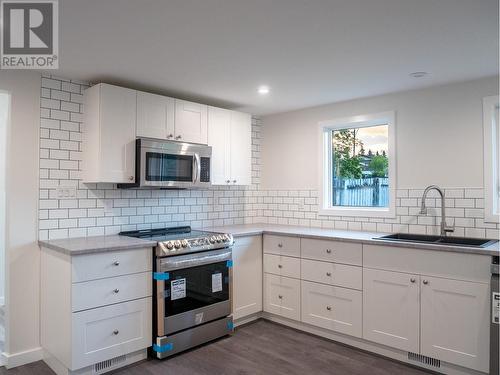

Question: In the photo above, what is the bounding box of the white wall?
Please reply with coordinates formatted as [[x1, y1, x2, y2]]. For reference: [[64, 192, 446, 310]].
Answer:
[[0, 71, 41, 367], [261, 77, 499, 190], [0, 92, 9, 305]]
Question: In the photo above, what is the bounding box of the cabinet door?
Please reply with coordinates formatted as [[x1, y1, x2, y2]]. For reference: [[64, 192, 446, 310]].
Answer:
[[229, 111, 252, 185], [174, 99, 208, 144], [301, 281, 362, 337], [264, 273, 283, 316], [232, 236, 262, 320], [207, 107, 231, 185], [136, 91, 174, 140], [99, 84, 137, 183], [278, 276, 301, 321], [363, 268, 420, 353], [421, 276, 489, 372]]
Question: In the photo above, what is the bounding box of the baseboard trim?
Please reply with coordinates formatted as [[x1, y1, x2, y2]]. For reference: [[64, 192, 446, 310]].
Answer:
[[2, 346, 43, 369]]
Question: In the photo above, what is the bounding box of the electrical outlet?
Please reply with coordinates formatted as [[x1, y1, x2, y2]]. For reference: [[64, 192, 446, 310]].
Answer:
[[56, 187, 76, 199]]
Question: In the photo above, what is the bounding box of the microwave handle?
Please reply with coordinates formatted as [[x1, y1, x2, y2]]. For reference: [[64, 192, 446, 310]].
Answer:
[[193, 153, 201, 183]]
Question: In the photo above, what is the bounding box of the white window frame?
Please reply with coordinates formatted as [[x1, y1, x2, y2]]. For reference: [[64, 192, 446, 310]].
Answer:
[[483, 95, 499, 223], [318, 111, 396, 218]]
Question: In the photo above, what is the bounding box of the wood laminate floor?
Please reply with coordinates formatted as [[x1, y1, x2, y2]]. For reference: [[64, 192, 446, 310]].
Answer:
[[0, 320, 433, 375]]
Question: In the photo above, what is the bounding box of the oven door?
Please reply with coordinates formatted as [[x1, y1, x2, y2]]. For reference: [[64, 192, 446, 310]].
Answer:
[[139, 138, 211, 188], [156, 248, 232, 336]]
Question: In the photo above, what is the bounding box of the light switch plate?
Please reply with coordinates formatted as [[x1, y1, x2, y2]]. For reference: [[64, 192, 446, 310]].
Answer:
[[56, 187, 77, 199]]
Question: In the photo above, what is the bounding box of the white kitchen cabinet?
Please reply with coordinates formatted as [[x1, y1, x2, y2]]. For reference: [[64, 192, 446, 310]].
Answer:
[[83, 83, 137, 184], [263, 235, 301, 257], [136, 91, 175, 140], [363, 268, 420, 353], [264, 254, 301, 279], [232, 236, 262, 321], [175, 99, 208, 144], [301, 281, 362, 337], [264, 273, 300, 321], [420, 276, 489, 373], [208, 106, 251, 185]]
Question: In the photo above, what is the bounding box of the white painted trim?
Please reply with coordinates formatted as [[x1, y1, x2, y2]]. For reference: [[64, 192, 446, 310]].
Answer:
[[483, 95, 500, 223], [2, 346, 43, 369], [318, 111, 396, 218]]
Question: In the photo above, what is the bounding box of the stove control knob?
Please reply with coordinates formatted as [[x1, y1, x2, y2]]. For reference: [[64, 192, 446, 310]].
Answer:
[[174, 240, 181, 249], [166, 242, 174, 250], [209, 236, 216, 244], [223, 234, 231, 242], [181, 240, 188, 248], [216, 235, 223, 243]]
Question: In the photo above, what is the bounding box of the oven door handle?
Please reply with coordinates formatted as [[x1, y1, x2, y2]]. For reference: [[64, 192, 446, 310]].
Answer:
[[159, 248, 232, 272]]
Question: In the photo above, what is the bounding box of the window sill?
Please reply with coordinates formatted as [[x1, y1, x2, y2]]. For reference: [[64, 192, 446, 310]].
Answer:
[[318, 206, 395, 219]]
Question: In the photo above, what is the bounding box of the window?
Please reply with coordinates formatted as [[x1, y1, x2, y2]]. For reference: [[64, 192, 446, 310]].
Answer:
[[319, 112, 396, 217], [483, 95, 499, 223]]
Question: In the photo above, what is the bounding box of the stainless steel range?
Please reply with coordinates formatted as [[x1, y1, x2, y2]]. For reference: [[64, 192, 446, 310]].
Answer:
[[120, 226, 234, 358]]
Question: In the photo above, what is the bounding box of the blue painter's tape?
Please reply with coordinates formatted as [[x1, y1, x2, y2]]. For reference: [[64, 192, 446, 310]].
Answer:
[[226, 260, 233, 268], [153, 272, 170, 281], [153, 343, 173, 353], [227, 321, 234, 330]]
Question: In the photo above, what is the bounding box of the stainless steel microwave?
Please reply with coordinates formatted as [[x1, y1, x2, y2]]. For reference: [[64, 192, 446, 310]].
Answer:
[[118, 138, 212, 189]]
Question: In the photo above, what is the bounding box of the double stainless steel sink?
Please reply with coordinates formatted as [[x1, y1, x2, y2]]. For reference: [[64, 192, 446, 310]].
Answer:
[[377, 233, 498, 248]]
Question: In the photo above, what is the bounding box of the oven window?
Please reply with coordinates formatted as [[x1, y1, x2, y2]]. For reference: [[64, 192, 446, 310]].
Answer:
[[164, 261, 229, 316], [146, 152, 193, 182]]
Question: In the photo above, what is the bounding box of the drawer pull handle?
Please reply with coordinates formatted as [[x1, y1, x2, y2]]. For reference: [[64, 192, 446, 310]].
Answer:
[[113, 330, 119, 335], [113, 261, 120, 266], [113, 288, 120, 294], [326, 272, 332, 277], [278, 243, 283, 248], [410, 278, 416, 283], [326, 249, 332, 254], [278, 264, 282, 269], [278, 295, 283, 299], [423, 280, 429, 285], [326, 306, 332, 311]]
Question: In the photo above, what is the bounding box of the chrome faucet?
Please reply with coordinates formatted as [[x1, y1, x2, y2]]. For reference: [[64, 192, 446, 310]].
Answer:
[[420, 185, 454, 237]]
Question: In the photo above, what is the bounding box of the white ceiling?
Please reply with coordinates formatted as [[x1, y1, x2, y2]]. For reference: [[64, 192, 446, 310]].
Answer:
[[55, 0, 498, 115]]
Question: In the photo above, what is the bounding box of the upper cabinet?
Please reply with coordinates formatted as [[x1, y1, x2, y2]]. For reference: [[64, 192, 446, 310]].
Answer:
[[174, 99, 208, 144], [208, 107, 251, 185], [136, 91, 175, 140], [82, 84, 137, 184]]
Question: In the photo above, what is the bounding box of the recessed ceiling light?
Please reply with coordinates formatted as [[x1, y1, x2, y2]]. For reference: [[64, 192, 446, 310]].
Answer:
[[409, 71, 429, 78], [258, 85, 270, 95]]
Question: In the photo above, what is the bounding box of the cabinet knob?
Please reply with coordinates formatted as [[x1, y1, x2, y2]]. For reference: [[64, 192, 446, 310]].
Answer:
[[326, 272, 332, 277], [326, 249, 332, 254], [410, 278, 416, 283], [175, 135, 182, 140], [278, 295, 283, 299], [278, 243, 283, 248], [113, 288, 120, 294], [326, 306, 332, 311], [422, 280, 429, 285], [113, 261, 120, 266], [278, 264, 282, 269], [129, 176, 134, 181], [113, 330, 119, 335]]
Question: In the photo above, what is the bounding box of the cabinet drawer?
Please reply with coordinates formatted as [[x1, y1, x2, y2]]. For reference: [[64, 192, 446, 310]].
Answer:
[[72, 248, 152, 282], [301, 238, 361, 266], [72, 272, 152, 312], [263, 235, 300, 257], [263, 273, 301, 321], [301, 280, 362, 338], [71, 298, 152, 370], [264, 254, 300, 279], [301, 259, 362, 290]]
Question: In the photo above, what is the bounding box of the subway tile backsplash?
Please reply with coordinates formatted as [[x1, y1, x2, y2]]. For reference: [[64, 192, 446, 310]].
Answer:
[[38, 76, 499, 240]]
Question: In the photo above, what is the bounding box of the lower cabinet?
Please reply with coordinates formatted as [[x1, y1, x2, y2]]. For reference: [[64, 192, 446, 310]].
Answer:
[[301, 281, 362, 337], [232, 236, 263, 320], [420, 276, 489, 373], [264, 273, 301, 321], [363, 268, 420, 353]]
